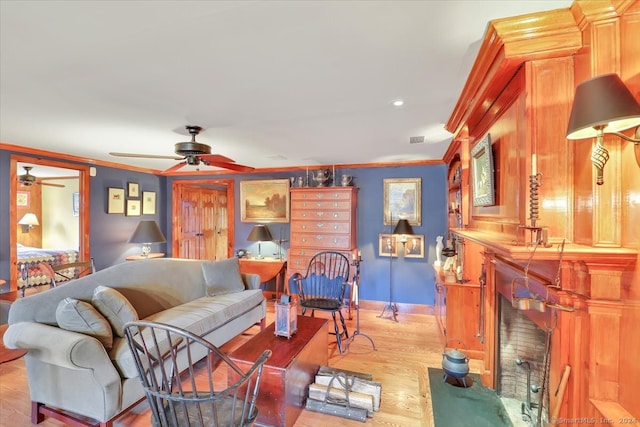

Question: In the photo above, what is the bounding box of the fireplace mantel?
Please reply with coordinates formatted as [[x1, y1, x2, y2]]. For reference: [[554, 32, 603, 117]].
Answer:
[[453, 228, 637, 300]]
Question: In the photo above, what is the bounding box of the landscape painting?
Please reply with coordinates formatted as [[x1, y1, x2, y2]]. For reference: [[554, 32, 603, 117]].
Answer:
[[240, 179, 290, 223]]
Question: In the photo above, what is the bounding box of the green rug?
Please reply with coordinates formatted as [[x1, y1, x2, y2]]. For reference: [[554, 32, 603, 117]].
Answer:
[[429, 367, 513, 427]]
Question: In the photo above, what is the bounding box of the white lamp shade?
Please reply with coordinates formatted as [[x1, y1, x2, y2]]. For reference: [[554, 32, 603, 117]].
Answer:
[[18, 213, 39, 226]]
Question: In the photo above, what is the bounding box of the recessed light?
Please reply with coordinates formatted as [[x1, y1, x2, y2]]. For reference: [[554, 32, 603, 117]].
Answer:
[[392, 99, 404, 107]]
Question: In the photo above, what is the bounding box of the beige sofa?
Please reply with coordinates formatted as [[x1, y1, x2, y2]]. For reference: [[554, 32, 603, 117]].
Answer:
[[3, 257, 266, 427]]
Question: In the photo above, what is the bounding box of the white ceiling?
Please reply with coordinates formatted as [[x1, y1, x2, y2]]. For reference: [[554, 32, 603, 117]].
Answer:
[[1, 0, 573, 173]]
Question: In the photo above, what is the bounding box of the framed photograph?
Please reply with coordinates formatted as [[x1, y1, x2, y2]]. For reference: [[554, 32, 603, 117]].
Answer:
[[142, 191, 156, 215], [17, 191, 30, 207], [126, 199, 141, 216], [107, 187, 125, 214], [383, 178, 421, 226], [72, 192, 80, 216], [240, 179, 290, 223], [404, 234, 425, 258], [471, 133, 495, 206], [378, 234, 398, 257], [128, 182, 140, 198]]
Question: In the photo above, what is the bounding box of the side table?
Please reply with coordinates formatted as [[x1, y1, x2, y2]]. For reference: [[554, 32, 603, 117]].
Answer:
[[125, 253, 165, 261], [1, 323, 27, 363], [238, 258, 287, 300]]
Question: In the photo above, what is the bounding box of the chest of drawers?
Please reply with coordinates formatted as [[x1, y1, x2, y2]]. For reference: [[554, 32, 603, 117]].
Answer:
[[287, 187, 358, 278]]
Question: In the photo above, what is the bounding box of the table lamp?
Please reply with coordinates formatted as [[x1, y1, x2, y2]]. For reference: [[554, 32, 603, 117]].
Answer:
[[247, 224, 273, 259], [129, 220, 166, 257]]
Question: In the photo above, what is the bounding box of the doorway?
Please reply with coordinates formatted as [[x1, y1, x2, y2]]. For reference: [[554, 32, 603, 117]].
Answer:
[[172, 179, 235, 261], [9, 155, 90, 292]]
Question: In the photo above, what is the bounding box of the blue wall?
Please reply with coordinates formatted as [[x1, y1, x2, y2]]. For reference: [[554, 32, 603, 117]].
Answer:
[[2, 147, 446, 305], [170, 164, 447, 305]]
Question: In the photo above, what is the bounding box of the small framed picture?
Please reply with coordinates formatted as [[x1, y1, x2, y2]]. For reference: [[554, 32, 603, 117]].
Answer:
[[72, 192, 80, 217], [126, 199, 141, 216], [17, 191, 30, 207], [404, 235, 425, 258], [378, 234, 398, 257], [142, 191, 156, 215], [128, 182, 140, 198], [107, 188, 125, 214]]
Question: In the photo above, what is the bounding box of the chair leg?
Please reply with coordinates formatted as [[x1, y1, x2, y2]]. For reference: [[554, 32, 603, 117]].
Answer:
[[330, 312, 343, 353]]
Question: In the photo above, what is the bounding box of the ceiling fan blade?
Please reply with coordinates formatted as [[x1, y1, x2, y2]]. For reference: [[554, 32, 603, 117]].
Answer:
[[110, 152, 184, 160], [40, 182, 66, 188], [199, 153, 235, 163], [203, 160, 255, 172], [163, 161, 188, 173]]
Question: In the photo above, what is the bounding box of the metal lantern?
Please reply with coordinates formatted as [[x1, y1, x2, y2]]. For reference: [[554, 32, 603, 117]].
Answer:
[[275, 297, 297, 338]]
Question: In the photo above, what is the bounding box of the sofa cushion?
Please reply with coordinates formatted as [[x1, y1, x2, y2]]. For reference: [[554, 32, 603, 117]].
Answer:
[[202, 258, 245, 296], [56, 298, 114, 350], [92, 286, 139, 337], [110, 289, 264, 378]]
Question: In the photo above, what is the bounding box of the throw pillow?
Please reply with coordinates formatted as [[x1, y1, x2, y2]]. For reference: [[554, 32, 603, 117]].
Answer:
[[56, 298, 113, 350], [202, 258, 245, 296], [92, 286, 139, 337]]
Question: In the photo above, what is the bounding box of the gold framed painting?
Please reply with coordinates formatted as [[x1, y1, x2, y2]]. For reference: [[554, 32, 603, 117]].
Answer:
[[240, 179, 290, 223], [383, 178, 421, 226], [107, 188, 125, 214]]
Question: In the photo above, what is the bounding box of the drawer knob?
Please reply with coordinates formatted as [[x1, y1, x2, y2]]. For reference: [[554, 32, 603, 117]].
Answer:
[[301, 225, 307, 229], [316, 212, 324, 217], [333, 225, 339, 230], [316, 223, 324, 228], [315, 235, 324, 240], [333, 213, 339, 218]]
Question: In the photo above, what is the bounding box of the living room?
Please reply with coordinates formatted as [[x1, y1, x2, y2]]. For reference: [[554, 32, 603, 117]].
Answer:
[[2, 1, 640, 426]]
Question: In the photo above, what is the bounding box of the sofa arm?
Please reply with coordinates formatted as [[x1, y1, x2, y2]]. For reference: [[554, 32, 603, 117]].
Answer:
[[242, 273, 261, 290], [4, 322, 121, 382], [4, 322, 126, 422]]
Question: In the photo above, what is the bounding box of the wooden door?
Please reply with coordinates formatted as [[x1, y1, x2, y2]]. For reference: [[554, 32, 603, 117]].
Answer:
[[211, 190, 228, 261], [178, 186, 203, 259], [177, 186, 227, 260]]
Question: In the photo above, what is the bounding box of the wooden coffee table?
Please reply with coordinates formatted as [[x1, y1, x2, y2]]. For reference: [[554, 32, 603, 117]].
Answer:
[[229, 315, 328, 427]]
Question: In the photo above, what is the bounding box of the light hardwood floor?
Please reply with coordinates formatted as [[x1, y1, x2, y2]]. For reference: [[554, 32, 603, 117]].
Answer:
[[0, 303, 483, 427]]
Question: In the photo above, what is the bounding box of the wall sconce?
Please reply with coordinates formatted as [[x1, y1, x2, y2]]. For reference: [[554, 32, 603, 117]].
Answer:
[[566, 73, 640, 185], [18, 213, 39, 233], [247, 224, 273, 259], [128, 220, 167, 257]]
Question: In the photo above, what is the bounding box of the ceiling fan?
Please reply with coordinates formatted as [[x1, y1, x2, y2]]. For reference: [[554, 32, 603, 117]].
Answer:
[[18, 166, 66, 188], [109, 125, 255, 173]]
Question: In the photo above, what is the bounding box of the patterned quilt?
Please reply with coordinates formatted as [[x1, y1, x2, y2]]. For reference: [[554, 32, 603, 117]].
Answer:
[[17, 246, 79, 289]]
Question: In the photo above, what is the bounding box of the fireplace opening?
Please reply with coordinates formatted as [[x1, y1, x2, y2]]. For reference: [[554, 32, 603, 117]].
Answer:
[[498, 295, 550, 426]]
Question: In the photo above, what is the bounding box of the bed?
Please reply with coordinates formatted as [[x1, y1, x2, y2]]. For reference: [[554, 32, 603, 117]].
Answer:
[[17, 245, 80, 291]]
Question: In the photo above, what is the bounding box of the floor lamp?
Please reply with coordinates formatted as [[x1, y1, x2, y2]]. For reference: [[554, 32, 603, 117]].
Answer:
[[378, 219, 414, 322]]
